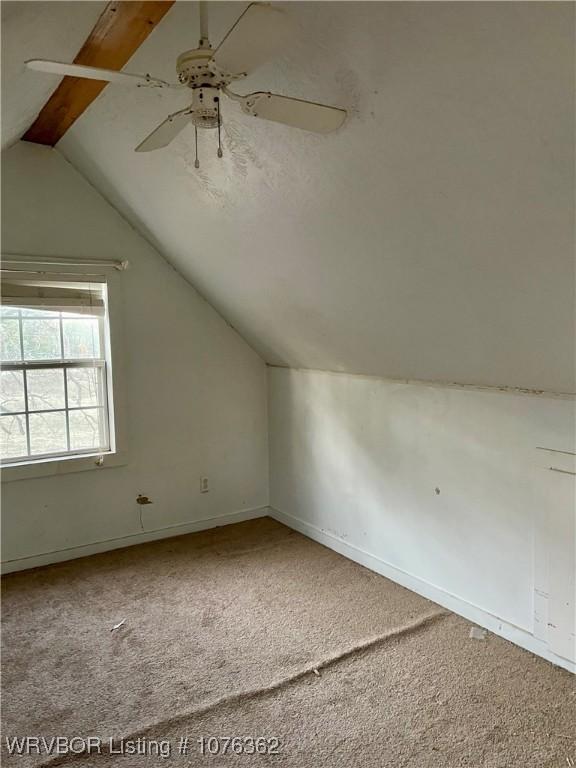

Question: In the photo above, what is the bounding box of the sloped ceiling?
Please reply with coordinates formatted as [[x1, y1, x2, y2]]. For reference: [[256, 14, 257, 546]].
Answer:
[[1, 0, 106, 148], [3, 2, 575, 392]]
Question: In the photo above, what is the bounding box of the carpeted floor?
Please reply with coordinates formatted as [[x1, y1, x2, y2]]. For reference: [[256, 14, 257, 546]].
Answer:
[[2, 517, 575, 767]]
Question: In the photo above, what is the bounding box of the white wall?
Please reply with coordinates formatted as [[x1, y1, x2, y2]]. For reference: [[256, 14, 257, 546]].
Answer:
[[269, 367, 576, 671], [1, 142, 268, 569]]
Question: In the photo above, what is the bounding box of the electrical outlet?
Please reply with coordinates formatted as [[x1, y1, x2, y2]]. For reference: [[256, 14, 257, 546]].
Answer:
[[200, 476, 209, 494]]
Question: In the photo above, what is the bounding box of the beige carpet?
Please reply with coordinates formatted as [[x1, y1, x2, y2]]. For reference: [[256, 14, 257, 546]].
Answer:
[[1, 517, 574, 767]]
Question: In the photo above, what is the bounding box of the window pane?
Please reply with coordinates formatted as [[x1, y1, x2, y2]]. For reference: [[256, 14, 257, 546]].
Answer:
[[1, 371, 26, 413], [29, 411, 67, 455], [0, 307, 19, 318], [26, 369, 66, 411], [21, 307, 58, 318], [0, 414, 28, 459], [22, 319, 61, 360], [69, 408, 104, 451], [63, 318, 100, 359], [67, 367, 101, 408], [1, 318, 21, 362]]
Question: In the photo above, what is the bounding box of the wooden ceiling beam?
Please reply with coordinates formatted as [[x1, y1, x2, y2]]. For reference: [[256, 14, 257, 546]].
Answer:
[[23, 1, 175, 146]]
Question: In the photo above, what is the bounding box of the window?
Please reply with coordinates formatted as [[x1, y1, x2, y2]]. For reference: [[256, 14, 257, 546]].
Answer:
[[0, 276, 114, 466]]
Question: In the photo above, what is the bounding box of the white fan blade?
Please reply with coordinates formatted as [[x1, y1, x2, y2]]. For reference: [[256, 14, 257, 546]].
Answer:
[[135, 108, 193, 152], [25, 59, 172, 88], [238, 92, 346, 133], [210, 3, 293, 78]]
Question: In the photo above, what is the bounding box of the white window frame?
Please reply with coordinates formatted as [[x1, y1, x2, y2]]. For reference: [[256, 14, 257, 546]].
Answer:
[[1, 259, 128, 482]]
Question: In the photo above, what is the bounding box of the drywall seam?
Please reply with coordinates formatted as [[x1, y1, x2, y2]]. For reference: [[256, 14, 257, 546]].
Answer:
[[267, 364, 576, 399], [54, 147, 264, 360], [268, 506, 575, 674], [0, 506, 268, 574]]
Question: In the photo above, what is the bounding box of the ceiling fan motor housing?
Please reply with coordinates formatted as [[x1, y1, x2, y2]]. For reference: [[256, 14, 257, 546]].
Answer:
[[176, 48, 228, 129], [177, 48, 222, 87]]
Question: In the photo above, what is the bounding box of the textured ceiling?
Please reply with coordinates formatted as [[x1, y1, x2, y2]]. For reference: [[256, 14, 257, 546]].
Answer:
[[3, 2, 575, 392], [1, 1, 106, 148]]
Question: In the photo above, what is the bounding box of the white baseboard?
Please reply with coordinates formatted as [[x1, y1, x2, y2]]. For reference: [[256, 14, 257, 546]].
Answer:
[[269, 506, 575, 675], [1, 506, 268, 575]]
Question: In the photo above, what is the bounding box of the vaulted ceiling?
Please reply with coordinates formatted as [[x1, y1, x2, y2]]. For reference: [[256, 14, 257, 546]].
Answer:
[[1, 1, 106, 147], [2, 1, 574, 392]]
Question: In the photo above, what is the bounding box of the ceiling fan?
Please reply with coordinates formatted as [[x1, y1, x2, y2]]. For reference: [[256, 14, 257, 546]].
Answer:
[[26, 1, 347, 166]]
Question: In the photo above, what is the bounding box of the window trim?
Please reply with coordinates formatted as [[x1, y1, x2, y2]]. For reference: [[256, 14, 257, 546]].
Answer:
[[1, 260, 128, 482]]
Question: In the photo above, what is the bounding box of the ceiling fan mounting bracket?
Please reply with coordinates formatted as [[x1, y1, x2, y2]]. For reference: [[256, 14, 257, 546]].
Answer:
[[239, 92, 270, 118], [208, 59, 248, 83], [136, 73, 169, 89]]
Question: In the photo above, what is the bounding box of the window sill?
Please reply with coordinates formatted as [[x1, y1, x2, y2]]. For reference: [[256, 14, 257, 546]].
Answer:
[[1, 450, 128, 483]]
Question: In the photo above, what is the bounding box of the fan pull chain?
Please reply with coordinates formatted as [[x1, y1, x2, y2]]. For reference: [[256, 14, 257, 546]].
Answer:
[[194, 126, 200, 169], [217, 98, 223, 158]]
